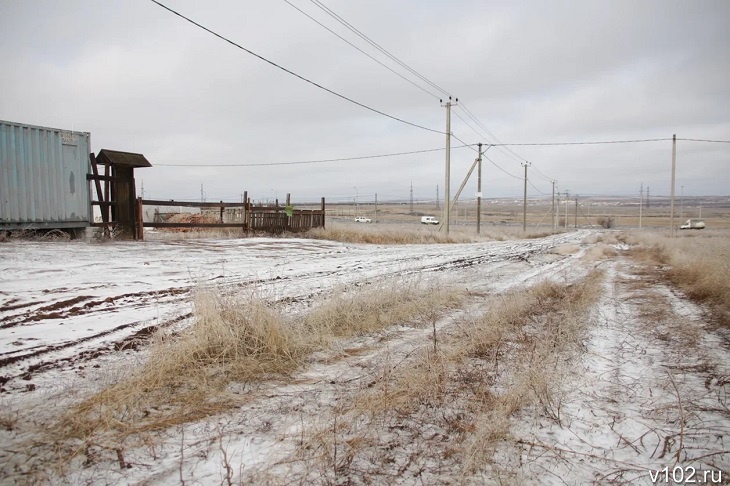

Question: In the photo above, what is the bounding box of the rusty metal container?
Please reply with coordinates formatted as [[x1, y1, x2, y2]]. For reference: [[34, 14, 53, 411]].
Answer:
[[0, 120, 91, 230]]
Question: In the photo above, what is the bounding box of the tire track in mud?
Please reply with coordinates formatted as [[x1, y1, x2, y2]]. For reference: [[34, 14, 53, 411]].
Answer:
[[0, 233, 586, 390]]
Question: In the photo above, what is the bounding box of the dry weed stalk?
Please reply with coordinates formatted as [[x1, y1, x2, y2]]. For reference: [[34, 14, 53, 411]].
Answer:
[[291, 270, 604, 482]]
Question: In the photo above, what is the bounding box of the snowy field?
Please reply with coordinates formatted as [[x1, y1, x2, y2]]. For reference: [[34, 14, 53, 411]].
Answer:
[[1, 231, 728, 484]]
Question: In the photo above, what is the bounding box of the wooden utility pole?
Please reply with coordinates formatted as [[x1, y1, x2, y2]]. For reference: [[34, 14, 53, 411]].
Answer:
[[565, 191, 569, 229], [574, 196, 578, 228], [477, 143, 483, 234], [670, 134, 677, 236]]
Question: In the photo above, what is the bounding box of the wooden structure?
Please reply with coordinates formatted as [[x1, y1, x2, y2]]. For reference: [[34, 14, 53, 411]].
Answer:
[[136, 194, 326, 240], [88, 149, 151, 238]]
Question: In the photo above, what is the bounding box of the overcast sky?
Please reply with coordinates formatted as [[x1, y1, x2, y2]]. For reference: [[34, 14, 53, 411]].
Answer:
[[1, 0, 728, 204]]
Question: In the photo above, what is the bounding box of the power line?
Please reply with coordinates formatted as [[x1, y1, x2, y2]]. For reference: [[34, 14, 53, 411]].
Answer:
[[283, 0, 440, 100], [451, 108, 558, 184], [492, 138, 673, 146], [153, 144, 474, 167], [484, 155, 522, 180], [308, 0, 452, 98], [457, 103, 531, 163], [527, 178, 548, 195], [530, 165, 554, 183], [148, 0, 444, 135], [676, 138, 730, 143], [454, 104, 558, 184], [452, 109, 488, 143]]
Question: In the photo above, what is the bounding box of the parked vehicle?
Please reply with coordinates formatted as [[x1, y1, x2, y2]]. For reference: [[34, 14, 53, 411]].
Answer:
[[420, 216, 439, 225], [680, 219, 705, 230], [354, 216, 372, 223]]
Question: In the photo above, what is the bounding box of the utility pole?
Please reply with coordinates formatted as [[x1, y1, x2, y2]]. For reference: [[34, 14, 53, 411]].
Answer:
[[551, 181, 556, 231], [375, 193, 378, 223], [574, 196, 578, 229], [680, 185, 684, 220], [353, 186, 358, 217], [141, 180, 145, 199], [436, 185, 439, 210], [639, 183, 643, 230], [442, 96, 457, 235], [410, 182, 414, 214], [670, 134, 677, 235], [201, 184, 204, 202], [477, 143, 483, 234], [522, 161, 530, 232], [564, 191, 569, 229]]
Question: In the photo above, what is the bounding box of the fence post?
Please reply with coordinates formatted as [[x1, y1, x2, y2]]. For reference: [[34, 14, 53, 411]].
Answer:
[[243, 191, 248, 230], [136, 197, 144, 241], [321, 197, 326, 228]]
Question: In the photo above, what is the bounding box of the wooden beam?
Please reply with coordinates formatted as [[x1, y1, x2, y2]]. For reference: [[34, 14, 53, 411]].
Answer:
[[142, 222, 246, 228], [89, 153, 108, 224], [141, 199, 247, 208]]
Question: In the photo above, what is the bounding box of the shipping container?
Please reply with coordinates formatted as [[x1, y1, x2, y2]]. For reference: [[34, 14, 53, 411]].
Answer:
[[0, 120, 91, 230]]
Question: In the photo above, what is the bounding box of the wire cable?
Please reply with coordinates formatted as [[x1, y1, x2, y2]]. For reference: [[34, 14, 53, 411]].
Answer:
[[493, 138, 673, 146], [283, 0, 441, 100], [484, 155, 522, 180], [530, 165, 555, 183], [676, 138, 730, 143], [154, 144, 474, 167], [458, 103, 529, 163], [527, 178, 548, 195], [148, 0, 444, 134], [308, 0, 452, 98]]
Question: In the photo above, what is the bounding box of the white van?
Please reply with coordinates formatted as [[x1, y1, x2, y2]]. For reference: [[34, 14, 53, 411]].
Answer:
[[420, 216, 439, 225]]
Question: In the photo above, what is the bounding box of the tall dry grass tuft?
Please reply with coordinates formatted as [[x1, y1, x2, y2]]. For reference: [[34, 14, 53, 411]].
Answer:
[[302, 278, 464, 341], [62, 291, 306, 439], [626, 230, 730, 326], [58, 278, 465, 441]]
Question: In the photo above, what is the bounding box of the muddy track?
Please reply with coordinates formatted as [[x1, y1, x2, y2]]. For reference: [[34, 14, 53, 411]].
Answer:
[[0, 234, 583, 391]]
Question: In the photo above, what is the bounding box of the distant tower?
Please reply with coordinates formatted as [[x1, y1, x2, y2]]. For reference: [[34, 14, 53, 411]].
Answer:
[[436, 185, 440, 210], [646, 186, 650, 208]]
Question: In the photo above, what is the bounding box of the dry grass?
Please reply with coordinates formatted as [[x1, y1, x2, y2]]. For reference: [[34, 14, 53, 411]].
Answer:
[[625, 230, 730, 327], [61, 292, 301, 441], [305, 221, 560, 245], [292, 270, 604, 482], [56, 277, 465, 445], [302, 278, 463, 340]]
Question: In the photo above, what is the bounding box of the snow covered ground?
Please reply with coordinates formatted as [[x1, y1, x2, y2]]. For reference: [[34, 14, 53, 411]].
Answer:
[[1, 231, 728, 484]]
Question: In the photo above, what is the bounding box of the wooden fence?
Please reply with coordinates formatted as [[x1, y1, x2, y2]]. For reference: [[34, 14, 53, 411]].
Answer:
[[135, 194, 325, 240]]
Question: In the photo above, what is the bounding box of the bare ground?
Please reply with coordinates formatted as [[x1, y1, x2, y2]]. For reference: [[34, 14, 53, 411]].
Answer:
[[0, 232, 728, 484]]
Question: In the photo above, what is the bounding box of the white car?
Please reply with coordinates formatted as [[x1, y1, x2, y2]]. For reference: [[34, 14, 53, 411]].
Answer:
[[354, 216, 372, 223], [680, 219, 705, 230], [420, 216, 439, 225]]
